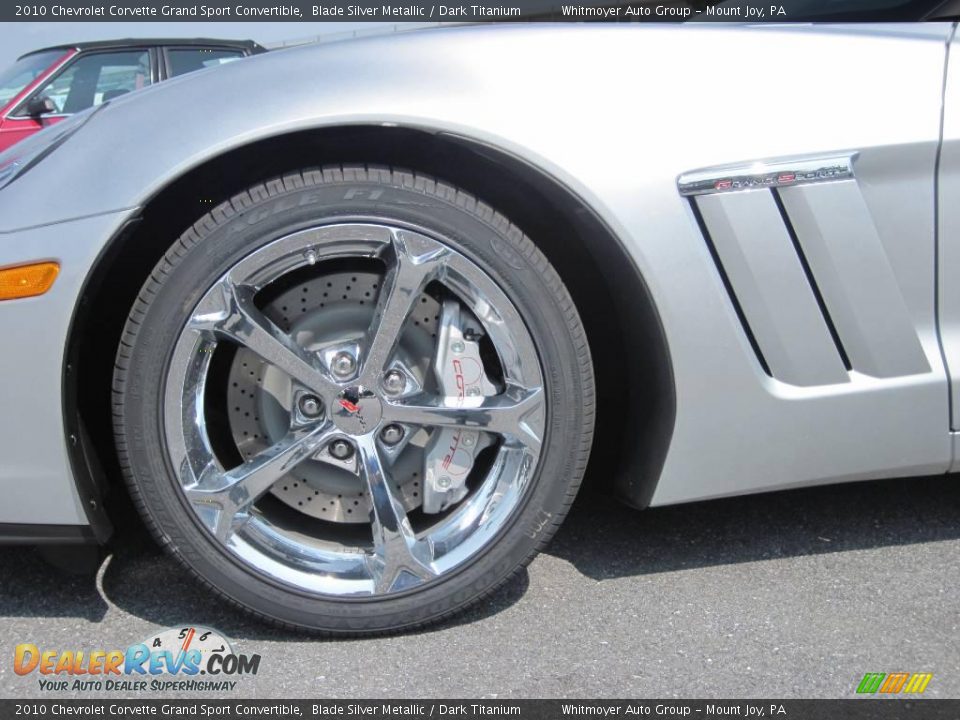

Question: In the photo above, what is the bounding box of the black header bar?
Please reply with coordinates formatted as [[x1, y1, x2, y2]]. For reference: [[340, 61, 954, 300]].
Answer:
[[1, 0, 954, 22], [1, 700, 959, 718]]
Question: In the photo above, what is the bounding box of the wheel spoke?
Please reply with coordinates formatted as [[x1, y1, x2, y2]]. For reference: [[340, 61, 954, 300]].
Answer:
[[190, 275, 339, 397], [357, 231, 448, 387], [356, 434, 436, 593], [187, 422, 336, 541], [165, 223, 550, 601], [382, 386, 545, 452]]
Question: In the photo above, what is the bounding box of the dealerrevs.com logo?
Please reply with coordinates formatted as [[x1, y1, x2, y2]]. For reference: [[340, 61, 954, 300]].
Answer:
[[14, 626, 261, 692]]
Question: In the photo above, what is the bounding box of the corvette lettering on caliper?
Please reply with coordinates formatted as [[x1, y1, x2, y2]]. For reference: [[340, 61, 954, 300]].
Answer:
[[422, 300, 496, 513]]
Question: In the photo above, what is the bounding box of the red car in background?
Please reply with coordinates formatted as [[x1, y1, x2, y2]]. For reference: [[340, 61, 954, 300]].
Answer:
[[0, 38, 264, 152]]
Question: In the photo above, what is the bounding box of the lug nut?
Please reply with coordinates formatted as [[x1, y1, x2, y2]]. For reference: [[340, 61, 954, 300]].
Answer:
[[380, 424, 404, 446], [298, 394, 323, 418], [382, 369, 406, 396], [331, 352, 357, 379], [329, 439, 354, 460]]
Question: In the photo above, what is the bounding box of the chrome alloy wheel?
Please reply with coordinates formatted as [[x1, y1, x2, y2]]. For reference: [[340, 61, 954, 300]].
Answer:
[[164, 223, 546, 597]]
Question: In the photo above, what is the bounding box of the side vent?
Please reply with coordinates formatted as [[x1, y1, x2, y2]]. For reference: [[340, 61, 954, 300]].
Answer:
[[679, 155, 928, 387]]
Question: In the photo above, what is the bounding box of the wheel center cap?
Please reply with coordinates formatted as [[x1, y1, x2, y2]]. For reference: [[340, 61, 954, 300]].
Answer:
[[332, 386, 382, 436]]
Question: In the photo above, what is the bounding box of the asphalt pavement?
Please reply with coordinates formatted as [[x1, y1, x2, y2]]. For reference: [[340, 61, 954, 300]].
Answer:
[[1, 474, 959, 699]]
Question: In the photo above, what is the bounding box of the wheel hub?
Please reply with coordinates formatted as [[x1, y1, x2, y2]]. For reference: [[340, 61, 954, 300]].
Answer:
[[225, 269, 433, 523], [332, 386, 382, 435]]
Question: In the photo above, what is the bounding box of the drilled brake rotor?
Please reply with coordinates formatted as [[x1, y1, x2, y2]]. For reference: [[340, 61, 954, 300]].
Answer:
[[225, 270, 441, 523]]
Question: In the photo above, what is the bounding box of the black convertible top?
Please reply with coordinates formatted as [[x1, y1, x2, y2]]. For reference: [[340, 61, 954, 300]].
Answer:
[[19, 38, 265, 61]]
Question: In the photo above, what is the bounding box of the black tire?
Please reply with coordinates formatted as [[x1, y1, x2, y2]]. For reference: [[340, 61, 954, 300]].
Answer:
[[112, 165, 594, 634]]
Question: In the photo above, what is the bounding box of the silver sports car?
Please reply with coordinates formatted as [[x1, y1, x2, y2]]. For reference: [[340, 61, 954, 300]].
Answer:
[[0, 22, 958, 633]]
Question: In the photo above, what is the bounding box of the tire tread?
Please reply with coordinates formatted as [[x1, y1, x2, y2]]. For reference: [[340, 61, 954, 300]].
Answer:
[[112, 165, 594, 636]]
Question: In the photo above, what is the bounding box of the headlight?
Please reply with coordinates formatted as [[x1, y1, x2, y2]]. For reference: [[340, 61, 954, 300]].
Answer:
[[0, 106, 99, 192]]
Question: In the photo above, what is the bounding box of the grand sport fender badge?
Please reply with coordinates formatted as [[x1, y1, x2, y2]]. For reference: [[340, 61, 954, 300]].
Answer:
[[677, 155, 856, 197]]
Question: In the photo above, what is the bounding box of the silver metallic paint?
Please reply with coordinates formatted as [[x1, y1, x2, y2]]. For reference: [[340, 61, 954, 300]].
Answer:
[[939, 25, 960, 446], [0, 23, 955, 525], [780, 181, 930, 379], [0, 210, 136, 525], [697, 188, 850, 387]]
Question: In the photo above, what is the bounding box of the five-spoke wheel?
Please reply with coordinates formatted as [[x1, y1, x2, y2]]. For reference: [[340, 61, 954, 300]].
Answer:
[[114, 167, 593, 632], [168, 223, 545, 595]]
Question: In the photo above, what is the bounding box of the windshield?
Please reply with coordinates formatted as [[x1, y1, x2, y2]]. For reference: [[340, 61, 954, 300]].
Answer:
[[0, 50, 66, 108]]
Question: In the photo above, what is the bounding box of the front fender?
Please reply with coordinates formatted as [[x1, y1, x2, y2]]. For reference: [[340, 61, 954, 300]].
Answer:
[[0, 23, 952, 526]]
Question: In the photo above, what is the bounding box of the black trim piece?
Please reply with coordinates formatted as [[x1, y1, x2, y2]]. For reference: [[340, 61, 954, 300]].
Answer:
[[0, 523, 97, 546], [772, 188, 853, 372], [60, 221, 144, 545], [689, 198, 773, 377]]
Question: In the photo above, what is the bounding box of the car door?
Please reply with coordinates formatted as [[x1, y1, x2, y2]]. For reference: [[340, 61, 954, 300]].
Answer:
[[937, 24, 960, 467], [1, 48, 155, 147], [0, 49, 73, 152]]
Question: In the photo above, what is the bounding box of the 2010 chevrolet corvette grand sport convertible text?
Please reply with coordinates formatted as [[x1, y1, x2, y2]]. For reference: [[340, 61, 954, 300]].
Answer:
[[1, 21, 959, 634]]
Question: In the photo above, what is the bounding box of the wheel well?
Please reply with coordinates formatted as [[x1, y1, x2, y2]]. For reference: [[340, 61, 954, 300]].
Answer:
[[67, 125, 675, 536]]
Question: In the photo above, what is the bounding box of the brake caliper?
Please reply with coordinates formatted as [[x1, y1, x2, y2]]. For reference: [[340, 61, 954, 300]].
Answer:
[[422, 300, 496, 513]]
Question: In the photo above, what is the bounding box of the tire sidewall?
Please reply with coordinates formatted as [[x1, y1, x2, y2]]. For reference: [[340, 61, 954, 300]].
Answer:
[[120, 173, 591, 632]]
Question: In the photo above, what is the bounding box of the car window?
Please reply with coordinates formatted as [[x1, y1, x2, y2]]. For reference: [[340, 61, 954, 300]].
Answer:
[[0, 50, 64, 107], [167, 48, 244, 77], [18, 50, 151, 116]]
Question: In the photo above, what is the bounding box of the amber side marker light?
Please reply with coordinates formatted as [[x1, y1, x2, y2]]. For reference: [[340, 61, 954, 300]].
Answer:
[[0, 262, 60, 301]]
